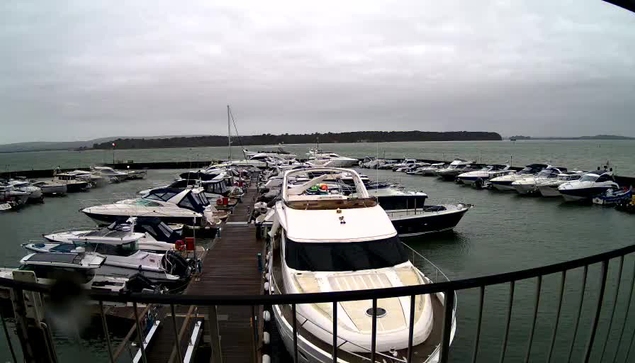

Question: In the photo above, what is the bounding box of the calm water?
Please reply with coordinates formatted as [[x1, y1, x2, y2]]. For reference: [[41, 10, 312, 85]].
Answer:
[[1, 141, 635, 362]]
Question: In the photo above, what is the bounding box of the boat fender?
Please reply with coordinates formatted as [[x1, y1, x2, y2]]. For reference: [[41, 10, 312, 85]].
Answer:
[[262, 354, 271, 363], [264, 282, 270, 292], [263, 310, 271, 322], [264, 273, 270, 282], [263, 331, 270, 345]]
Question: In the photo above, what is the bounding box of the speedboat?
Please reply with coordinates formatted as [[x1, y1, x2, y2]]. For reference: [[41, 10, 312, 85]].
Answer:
[[392, 159, 418, 171], [31, 180, 67, 196], [456, 165, 511, 188], [511, 166, 568, 195], [92, 166, 129, 183], [593, 187, 633, 206], [308, 152, 359, 167], [23, 231, 192, 287], [6, 179, 43, 203], [0, 251, 161, 294], [558, 171, 620, 202], [82, 187, 221, 226], [435, 159, 473, 181], [536, 172, 584, 197], [41, 217, 185, 252], [267, 167, 456, 363], [489, 164, 548, 191], [69, 170, 108, 187], [416, 163, 446, 176], [0, 182, 29, 210]]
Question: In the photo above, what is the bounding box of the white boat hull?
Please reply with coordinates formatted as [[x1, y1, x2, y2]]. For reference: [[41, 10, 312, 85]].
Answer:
[[537, 185, 561, 197]]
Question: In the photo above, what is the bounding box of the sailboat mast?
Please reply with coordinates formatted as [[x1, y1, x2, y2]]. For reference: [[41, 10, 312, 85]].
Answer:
[[227, 105, 232, 160]]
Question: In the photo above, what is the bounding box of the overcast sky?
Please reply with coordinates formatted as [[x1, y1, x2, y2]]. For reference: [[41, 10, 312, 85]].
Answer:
[[1, 0, 634, 144]]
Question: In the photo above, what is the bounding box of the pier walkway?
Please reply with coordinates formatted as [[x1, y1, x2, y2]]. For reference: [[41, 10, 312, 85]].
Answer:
[[143, 178, 264, 363]]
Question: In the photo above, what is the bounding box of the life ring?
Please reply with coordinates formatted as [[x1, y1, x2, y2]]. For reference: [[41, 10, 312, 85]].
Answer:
[[175, 240, 186, 251]]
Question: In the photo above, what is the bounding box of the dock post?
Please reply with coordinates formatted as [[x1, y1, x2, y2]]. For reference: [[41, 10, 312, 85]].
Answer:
[[208, 305, 223, 363]]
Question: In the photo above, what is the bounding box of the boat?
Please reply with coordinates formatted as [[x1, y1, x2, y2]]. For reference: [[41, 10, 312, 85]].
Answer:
[[69, 170, 109, 187], [456, 165, 512, 188], [385, 203, 472, 237], [415, 163, 446, 176], [558, 171, 620, 202], [488, 164, 548, 191], [0, 182, 29, 209], [81, 187, 221, 227], [91, 166, 129, 183], [536, 173, 584, 197], [592, 187, 633, 206], [308, 152, 359, 167], [23, 232, 192, 287], [391, 159, 419, 171], [435, 159, 474, 181], [31, 180, 67, 196], [267, 167, 456, 363], [511, 166, 568, 195], [6, 179, 43, 203], [0, 251, 160, 294], [53, 172, 92, 192], [41, 217, 186, 252]]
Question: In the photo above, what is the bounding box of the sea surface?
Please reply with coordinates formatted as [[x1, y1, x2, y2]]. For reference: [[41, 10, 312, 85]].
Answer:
[[1, 140, 635, 362]]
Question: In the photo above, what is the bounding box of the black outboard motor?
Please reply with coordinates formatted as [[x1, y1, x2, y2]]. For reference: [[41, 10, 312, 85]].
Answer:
[[162, 251, 192, 279]]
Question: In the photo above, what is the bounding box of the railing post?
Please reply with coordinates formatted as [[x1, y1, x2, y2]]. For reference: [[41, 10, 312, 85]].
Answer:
[[547, 271, 566, 363], [499, 281, 515, 363], [208, 305, 223, 363], [407, 294, 416, 362], [371, 298, 378, 363], [611, 259, 635, 363], [170, 304, 183, 363], [132, 302, 148, 363], [292, 303, 298, 363], [251, 305, 258, 363], [567, 265, 589, 363], [600, 256, 624, 362], [332, 301, 338, 363], [440, 290, 455, 363], [99, 301, 115, 363], [472, 286, 485, 363], [11, 288, 35, 362], [524, 275, 542, 363], [583, 260, 609, 363]]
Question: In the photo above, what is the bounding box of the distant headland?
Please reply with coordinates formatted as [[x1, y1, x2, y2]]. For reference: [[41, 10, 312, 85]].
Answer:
[[91, 131, 503, 150], [509, 135, 634, 141]]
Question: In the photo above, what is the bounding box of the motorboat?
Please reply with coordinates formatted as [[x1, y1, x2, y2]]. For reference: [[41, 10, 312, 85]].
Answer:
[[435, 160, 476, 181], [511, 166, 568, 195], [558, 171, 620, 202], [385, 204, 472, 237], [536, 173, 584, 197], [246, 147, 297, 160], [366, 186, 429, 211], [404, 163, 432, 175], [391, 159, 418, 171], [308, 152, 359, 167], [41, 217, 185, 252], [23, 232, 192, 287], [6, 179, 43, 203], [91, 166, 129, 183], [0, 182, 29, 208], [267, 167, 456, 362], [82, 187, 221, 227], [488, 164, 548, 191], [69, 170, 108, 187], [456, 165, 512, 187], [53, 172, 91, 192], [593, 187, 633, 206], [415, 163, 446, 176], [31, 180, 67, 196]]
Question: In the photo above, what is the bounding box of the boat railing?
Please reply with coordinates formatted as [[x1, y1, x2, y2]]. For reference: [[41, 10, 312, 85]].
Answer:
[[2, 242, 635, 363]]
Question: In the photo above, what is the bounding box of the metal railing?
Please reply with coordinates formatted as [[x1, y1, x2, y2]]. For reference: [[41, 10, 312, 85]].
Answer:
[[2, 243, 635, 362]]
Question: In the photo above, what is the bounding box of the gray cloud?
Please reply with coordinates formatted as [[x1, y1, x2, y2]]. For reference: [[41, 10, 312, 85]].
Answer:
[[1, 0, 634, 143]]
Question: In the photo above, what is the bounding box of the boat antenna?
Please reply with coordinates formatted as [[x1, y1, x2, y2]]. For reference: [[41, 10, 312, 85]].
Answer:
[[227, 105, 232, 161], [228, 106, 246, 160]]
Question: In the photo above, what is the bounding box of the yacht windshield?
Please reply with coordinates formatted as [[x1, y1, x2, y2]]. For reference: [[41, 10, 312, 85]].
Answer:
[[580, 174, 599, 182], [285, 236, 408, 271], [537, 170, 555, 178]]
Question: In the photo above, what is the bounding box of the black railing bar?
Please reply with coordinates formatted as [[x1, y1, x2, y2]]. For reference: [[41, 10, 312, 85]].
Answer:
[[332, 300, 338, 363], [170, 304, 183, 363], [251, 305, 258, 363], [567, 265, 589, 363], [612, 259, 635, 363], [547, 270, 566, 363], [292, 303, 298, 363], [471, 286, 485, 363], [583, 260, 609, 363], [3, 244, 635, 306], [440, 290, 455, 363], [625, 319, 635, 363], [98, 301, 115, 363], [132, 301, 148, 363], [499, 280, 515, 363], [524, 275, 542, 363], [600, 256, 625, 361], [0, 305, 18, 363], [407, 294, 416, 363], [371, 298, 377, 363]]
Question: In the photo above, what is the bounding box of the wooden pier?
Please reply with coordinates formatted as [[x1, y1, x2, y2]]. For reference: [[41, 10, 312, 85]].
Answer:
[[141, 177, 265, 363]]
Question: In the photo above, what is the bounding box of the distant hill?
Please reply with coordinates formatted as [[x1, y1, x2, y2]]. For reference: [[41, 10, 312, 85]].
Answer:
[[529, 135, 635, 141], [92, 131, 503, 150]]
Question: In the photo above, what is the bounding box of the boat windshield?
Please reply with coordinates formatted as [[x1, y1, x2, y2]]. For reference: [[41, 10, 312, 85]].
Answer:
[[75, 241, 139, 256], [580, 174, 599, 182], [285, 236, 408, 272], [536, 169, 556, 178]]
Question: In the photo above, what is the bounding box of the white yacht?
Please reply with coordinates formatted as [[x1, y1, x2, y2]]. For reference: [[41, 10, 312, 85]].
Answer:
[[308, 153, 359, 168], [81, 187, 220, 227], [416, 163, 446, 176], [92, 166, 129, 183], [69, 170, 108, 187], [435, 159, 473, 181], [31, 180, 67, 196], [511, 166, 568, 195], [7, 179, 43, 203], [558, 171, 620, 202], [536, 173, 584, 197], [489, 164, 548, 191], [456, 165, 512, 187], [267, 168, 455, 363], [53, 172, 92, 192], [0, 183, 29, 210]]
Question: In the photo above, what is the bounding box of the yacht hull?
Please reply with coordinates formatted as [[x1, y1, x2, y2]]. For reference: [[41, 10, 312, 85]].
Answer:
[[388, 205, 470, 237], [513, 183, 537, 195], [83, 211, 205, 227], [559, 187, 612, 202], [40, 184, 67, 195], [490, 181, 515, 191], [537, 185, 561, 197]]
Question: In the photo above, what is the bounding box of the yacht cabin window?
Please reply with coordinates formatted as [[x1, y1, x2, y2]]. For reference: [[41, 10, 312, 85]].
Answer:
[[284, 236, 408, 272]]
